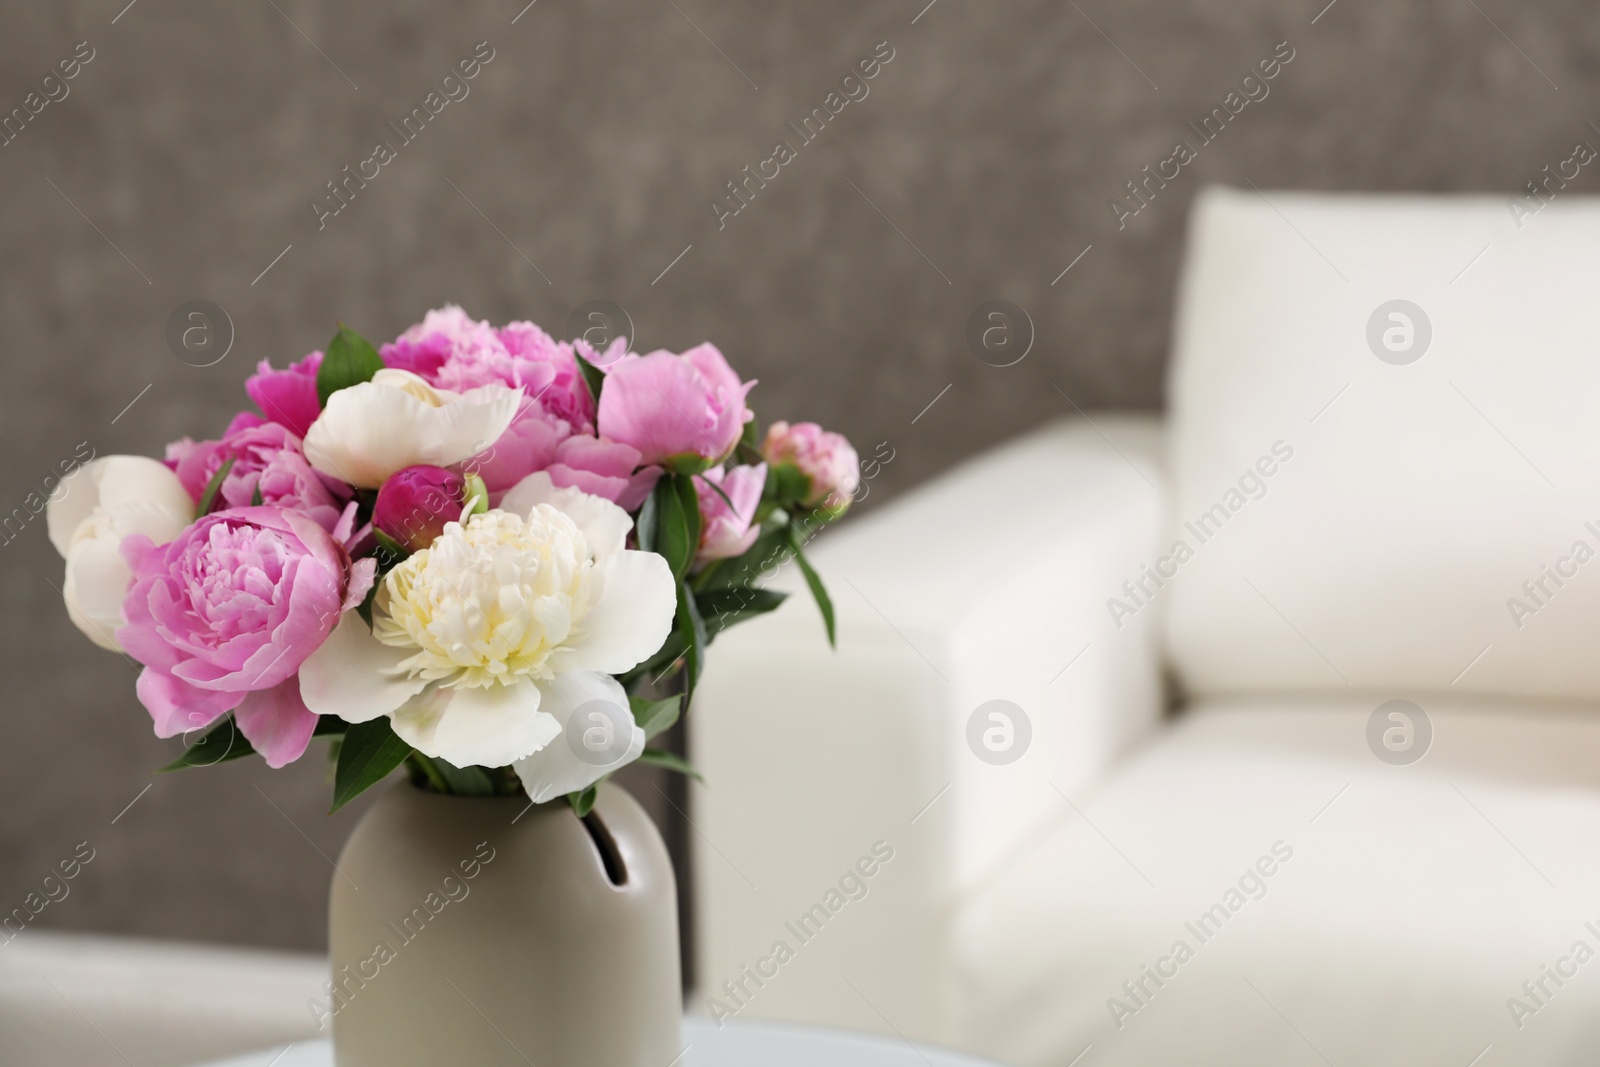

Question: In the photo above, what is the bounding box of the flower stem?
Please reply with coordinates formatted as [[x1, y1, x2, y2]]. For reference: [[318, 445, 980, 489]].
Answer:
[[406, 752, 452, 793]]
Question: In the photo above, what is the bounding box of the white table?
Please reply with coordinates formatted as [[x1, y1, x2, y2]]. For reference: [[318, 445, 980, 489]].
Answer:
[[201, 1016, 1010, 1066]]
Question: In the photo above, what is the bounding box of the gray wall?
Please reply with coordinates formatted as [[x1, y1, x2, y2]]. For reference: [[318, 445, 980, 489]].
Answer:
[[1, 0, 1594, 952]]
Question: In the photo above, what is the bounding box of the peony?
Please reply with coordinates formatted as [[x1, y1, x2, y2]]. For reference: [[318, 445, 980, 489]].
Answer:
[[387, 306, 602, 433], [435, 317, 598, 434], [245, 351, 323, 439], [299, 473, 675, 800], [380, 304, 499, 382], [458, 402, 570, 496], [597, 344, 755, 472], [118, 507, 375, 768], [464, 415, 654, 509], [302, 368, 520, 489], [762, 420, 860, 516], [167, 415, 349, 531], [545, 434, 658, 511], [373, 465, 469, 552], [694, 464, 766, 563], [46, 457, 194, 651], [385, 306, 652, 506]]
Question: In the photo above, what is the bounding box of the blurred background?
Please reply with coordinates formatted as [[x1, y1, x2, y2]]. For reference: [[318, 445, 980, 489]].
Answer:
[[0, 0, 1594, 958]]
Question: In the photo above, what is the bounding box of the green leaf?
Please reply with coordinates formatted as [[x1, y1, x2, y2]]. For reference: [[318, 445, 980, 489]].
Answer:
[[314, 715, 347, 737], [622, 629, 687, 691], [690, 558, 725, 591], [699, 526, 791, 591], [355, 580, 378, 628], [161, 715, 254, 771], [635, 480, 659, 553], [638, 747, 703, 782], [372, 528, 410, 566], [677, 578, 709, 701], [250, 482, 264, 507], [332, 718, 413, 812], [630, 695, 682, 740], [573, 351, 607, 410], [676, 474, 703, 558], [788, 526, 835, 648], [316, 324, 385, 407], [568, 784, 598, 817], [197, 457, 236, 516], [655, 474, 700, 580], [696, 586, 787, 640]]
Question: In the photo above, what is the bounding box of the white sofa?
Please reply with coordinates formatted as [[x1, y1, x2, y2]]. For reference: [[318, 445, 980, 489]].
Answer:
[[689, 187, 1600, 1066]]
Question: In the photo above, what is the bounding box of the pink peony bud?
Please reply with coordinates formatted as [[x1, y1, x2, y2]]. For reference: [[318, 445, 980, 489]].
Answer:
[[596, 344, 755, 473], [762, 421, 860, 517], [373, 465, 468, 552], [694, 464, 766, 563]]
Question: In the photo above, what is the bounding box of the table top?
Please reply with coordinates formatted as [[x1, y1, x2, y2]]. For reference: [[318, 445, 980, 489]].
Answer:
[[202, 1016, 1009, 1066]]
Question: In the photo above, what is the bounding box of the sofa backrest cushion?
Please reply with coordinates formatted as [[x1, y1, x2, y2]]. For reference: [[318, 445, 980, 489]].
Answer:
[[1162, 185, 1600, 700]]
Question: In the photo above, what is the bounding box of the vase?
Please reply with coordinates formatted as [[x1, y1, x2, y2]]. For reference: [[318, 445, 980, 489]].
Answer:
[[325, 781, 681, 1066]]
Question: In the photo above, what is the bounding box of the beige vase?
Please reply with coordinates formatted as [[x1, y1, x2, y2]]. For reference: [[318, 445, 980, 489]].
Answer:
[[325, 782, 681, 1066]]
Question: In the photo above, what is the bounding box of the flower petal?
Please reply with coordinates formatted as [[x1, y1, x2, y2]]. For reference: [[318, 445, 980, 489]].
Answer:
[[233, 676, 319, 768], [391, 679, 561, 768], [247, 352, 323, 438], [299, 611, 427, 723], [136, 668, 244, 739], [62, 500, 193, 651], [433, 384, 524, 469], [63, 534, 140, 651], [544, 434, 642, 506], [566, 549, 677, 674], [513, 670, 644, 803], [47, 457, 191, 558], [499, 471, 632, 559], [303, 379, 520, 489]]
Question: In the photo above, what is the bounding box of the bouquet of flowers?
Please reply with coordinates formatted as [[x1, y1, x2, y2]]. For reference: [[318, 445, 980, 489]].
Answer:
[[45, 307, 857, 813]]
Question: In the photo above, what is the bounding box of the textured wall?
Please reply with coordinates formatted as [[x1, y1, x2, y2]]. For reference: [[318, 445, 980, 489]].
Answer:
[[0, 0, 1594, 952]]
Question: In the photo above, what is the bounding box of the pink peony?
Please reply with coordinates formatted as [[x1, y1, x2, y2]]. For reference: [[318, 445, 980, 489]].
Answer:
[[373, 465, 467, 552], [597, 344, 755, 472], [464, 418, 656, 509], [491, 320, 599, 433], [694, 463, 767, 562], [386, 308, 597, 430], [166, 416, 350, 531], [763, 420, 860, 516], [459, 402, 569, 495], [380, 304, 496, 381], [118, 507, 375, 768], [246, 352, 323, 439], [547, 434, 657, 510], [400, 308, 650, 501]]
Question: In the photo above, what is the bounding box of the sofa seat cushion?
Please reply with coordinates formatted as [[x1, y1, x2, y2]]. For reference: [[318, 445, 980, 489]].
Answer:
[[952, 695, 1600, 1067]]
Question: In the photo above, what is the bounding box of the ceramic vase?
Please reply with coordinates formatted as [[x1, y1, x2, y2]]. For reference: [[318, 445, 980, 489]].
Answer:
[[326, 782, 680, 1066]]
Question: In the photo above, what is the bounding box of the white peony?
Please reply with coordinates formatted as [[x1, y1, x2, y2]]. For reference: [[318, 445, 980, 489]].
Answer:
[[299, 473, 677, 801], [301, 368, 520, 489], [45, 456, 194, 651]]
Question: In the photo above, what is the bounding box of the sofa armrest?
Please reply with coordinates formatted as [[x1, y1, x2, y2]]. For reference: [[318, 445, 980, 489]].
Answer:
[[0, 932, 324, 1067], [688, 414, 1168, 1046]]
